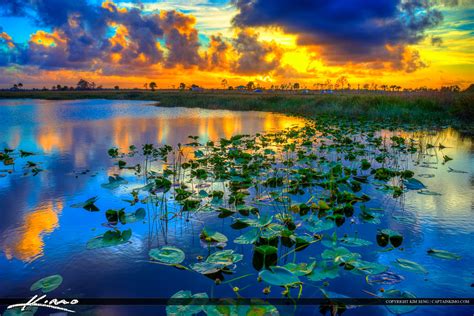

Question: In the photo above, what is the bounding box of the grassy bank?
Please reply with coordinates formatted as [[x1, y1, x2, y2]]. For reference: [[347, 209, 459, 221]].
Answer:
[[0, 90, 472, 126]]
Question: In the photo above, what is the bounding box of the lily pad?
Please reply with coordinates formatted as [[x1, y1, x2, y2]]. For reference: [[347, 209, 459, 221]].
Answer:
[[149, 246, 185, 264], [101, 175, 128, 189], [393, 258, 428, 274], [259, 266, 300, 286], [427, 249, 461, 260], [383, 289, 417, 314], [234, 228, 259, 245], [166, 290, 208, 316], [200, 227, 228, 243], [71, 196, 99, 212], [191, 262, 226, 275], [30, 274, 63, 293], [307, 261, 339, 281], [123, 207, 146, 223], [283, 261, 316, 276], [403, 178, 426, 190], [322, 247, 361, 264], [339, 236, 372, 247], [206, 250, 243, 265], [86, 229, 132, 249], [3, 307, 38, 316]]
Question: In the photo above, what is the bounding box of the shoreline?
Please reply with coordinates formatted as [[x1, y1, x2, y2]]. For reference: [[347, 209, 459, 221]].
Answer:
[[0, 90, 472, 129]]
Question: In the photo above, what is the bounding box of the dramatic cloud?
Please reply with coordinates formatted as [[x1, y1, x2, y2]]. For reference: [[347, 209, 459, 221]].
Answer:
[[231, 30, 282, 75], [0, 0, 203, 71], [232, 0, 443, 68]]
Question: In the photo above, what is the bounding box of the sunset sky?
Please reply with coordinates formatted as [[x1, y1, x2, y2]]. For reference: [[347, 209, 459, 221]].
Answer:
[[0, 0, 473, 89]]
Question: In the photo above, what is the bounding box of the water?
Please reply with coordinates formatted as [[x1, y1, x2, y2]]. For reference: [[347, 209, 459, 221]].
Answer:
[[0, 99, 472, 316]]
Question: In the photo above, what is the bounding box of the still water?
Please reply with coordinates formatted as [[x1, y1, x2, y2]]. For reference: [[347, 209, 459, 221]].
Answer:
[[0, 99, 472, 315]]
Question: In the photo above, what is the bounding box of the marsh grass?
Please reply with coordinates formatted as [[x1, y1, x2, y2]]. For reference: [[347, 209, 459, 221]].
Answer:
[[0, 90, 472, 125]]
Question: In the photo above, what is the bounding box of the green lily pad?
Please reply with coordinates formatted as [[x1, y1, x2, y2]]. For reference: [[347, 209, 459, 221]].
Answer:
[[322, 247, 361, 264], [349, 260, 387, 275], [307, 261, 339, 281], [403, 178, 426, 190], [200, 227, 228, 243], [123, 207, 146, 223], [206, 250, 243, 265], [149, 246, 185, 264], [166, 290, 208, 316], [101, 175, 128, 189], [339, 237, 372, 247], [3, 307, 38, 316], [71, 196, 99, 212], [191, 262, 226, 275], [383, 289, 417, 314], [283, 261, 316, 276], [305, 219, 335, 233], [259, 266, 300, 286], [234, 228, 259, 245], [86, 229, 132, 249], [393, 258, 428, 274], [30, 274, 63, 293], [427, 249, 461, 260]]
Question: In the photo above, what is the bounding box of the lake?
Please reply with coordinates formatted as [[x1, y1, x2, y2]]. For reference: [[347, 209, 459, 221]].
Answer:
[[0, 99, 472, 316]]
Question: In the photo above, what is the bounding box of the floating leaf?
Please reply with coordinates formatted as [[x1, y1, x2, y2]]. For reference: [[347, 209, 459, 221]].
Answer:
[[307, 261, 339, 281], [305, 219, 335, 233], [234, 228, 259, 245], [71, 196, 99, 212], [393, 258, 428, 274], [349, 260, 387, 275], [259, 266, 300, 286], [322, 247, 361, 264], [283, 261, 316, 276], [206, 250, 243, 265], [86, 229, 132, 249], [427, 249, 461, 260], [403, 178, 426, 190], [339, 237, 372, 247], [200, 228, 228, 243], [383, 289, 417, 314], [191, 262, 225, 275], [123, 207, 146, 223], [149, 246, 185, 264], [166, 290, 208, 316], [3, 307, 38, 316], [30, 274, 63, 293], [101, 175, 128, 189]]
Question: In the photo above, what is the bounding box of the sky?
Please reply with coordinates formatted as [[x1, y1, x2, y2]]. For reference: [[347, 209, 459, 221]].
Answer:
[[0, 0, 473, 89]]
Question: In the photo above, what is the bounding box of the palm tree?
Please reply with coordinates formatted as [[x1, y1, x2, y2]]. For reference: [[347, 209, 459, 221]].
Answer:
[[221, 79, 228, 89], [149, 82, 157, 91], [246, 81, 255, 91], [179, 83, 186, 90], [18, 83, 23, 89], [293, 83, 300, 90]]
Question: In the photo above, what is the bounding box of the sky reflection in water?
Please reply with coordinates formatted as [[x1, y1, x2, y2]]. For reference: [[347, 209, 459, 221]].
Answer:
[[0, 99, 472, 316]]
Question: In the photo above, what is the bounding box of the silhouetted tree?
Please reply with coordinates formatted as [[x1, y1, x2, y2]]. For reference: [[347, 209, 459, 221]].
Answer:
[[179, 82, 186, 90], [221, 79, 228, 89], [114, 85, 120, 90], [293, 82, 300, 90], [247, 81, 255, 90], [149, 82, 157, 91], [143, 83, 148, 90]]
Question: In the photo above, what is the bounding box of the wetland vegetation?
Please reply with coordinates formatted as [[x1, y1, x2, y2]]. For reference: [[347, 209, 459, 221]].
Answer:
[[0, 99, 472, 316]]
